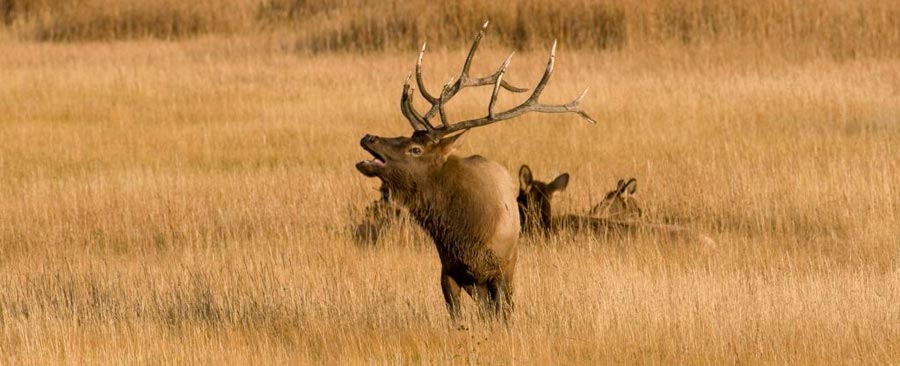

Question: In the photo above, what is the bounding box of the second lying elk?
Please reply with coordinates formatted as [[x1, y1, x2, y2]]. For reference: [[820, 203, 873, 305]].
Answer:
[[517, 165, 715, 247], [352, 184, 406, 245], [589, 178, 643, 220], [355, 22, 594, 321]]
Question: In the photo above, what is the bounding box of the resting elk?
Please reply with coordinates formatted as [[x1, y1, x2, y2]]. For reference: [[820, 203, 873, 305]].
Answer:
[[355, 22, 594, 321], [589, 178, 643, 220], [352, 184, 406, 245], [517, 165, 715, 247]]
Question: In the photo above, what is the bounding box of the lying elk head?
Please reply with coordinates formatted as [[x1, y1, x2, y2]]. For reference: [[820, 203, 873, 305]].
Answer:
[[356, 21, 593, 321], [517, 165, 569, 234], [352, 184, 405, 245], [589, 178, 642, 220]]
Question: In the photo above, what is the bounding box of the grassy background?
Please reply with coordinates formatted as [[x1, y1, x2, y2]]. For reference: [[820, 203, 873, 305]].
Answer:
[[1, 0, 899, 57], [1, 2, 900, 365]]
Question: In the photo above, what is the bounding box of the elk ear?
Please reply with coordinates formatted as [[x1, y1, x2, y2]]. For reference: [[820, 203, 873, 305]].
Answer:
[[519, 165, 533, 191], [435, 131, 467, 157], [615, 178, 629, 196], [548, 173, 570, 194], [624, 178, 637, 195]]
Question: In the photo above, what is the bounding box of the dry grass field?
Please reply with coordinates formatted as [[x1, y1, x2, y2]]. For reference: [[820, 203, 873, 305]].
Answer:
[[1, 2, 900, 365]]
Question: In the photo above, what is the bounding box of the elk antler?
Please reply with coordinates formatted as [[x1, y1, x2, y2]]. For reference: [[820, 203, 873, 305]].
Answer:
[[400, 73, 429, 133], [400, 21, 595, 139]]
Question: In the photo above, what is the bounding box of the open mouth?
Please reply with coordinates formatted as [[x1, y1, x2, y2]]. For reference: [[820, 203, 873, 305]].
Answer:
[[356, 141, 387, 177], [361, 144, 386, 168]]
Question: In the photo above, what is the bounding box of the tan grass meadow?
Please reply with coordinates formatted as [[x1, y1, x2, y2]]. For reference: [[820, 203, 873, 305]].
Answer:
[[1, 1, 900, 365]]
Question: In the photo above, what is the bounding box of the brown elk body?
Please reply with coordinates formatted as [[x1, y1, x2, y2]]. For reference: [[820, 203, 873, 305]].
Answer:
[[355, 22, 594, 321], [517, 165, 715, 247]]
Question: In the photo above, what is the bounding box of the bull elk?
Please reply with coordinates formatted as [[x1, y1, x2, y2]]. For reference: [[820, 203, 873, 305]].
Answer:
[[355, 22, 594, 321], [517, 165, 715, 247]]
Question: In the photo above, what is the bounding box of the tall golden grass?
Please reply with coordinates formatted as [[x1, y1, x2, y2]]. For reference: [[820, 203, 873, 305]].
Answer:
[[1, 0, 899, 58], [1, 5, 900, 365]]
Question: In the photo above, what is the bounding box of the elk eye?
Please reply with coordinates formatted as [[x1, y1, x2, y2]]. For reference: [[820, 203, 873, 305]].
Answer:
[[408, 146, 423, 155]]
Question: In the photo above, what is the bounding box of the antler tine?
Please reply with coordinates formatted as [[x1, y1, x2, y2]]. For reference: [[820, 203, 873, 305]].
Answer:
[[488, 52, 514, 118], [459, 20, 490, 84], [406, 86, 436, 132], [400, 73, 428, 132], [438, 81, 453, 129], [415, 42, 438, 104], [571, 87, 597, 123], [467, 73, 530, 93], [457, 22, 527, 92], [527, 39, 557, 104]]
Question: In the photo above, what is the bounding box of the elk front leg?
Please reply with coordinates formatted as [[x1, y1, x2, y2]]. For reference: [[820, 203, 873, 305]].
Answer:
[[488, 278, 514, 323], [440, 272, 462, 320], [471, 284, 496, 320]]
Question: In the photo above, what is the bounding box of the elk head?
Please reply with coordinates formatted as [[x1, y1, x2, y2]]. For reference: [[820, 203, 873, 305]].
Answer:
[[589, 178, 643, 220], [517, 165, 569, 233], [356, 131, 466, 201]]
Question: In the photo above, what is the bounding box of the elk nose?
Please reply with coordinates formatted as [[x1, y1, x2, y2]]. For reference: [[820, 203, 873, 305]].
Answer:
[[362, 134, 377, 145]]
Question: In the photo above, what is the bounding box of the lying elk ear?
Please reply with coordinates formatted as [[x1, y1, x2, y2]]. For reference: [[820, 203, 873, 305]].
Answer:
[[519, 165, 533, 191], [435, 131, 467, 157], [624, 178, 637, 195], [548, 173, 570, 194], [615, 179, 628, 196]]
